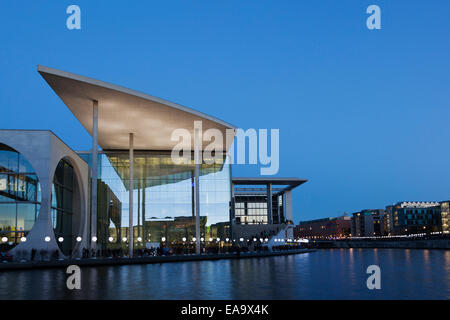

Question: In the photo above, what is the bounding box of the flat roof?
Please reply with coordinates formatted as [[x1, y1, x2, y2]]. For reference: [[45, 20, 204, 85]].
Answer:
[[232, 177, 307, 191], [38, 65, 236, 151]]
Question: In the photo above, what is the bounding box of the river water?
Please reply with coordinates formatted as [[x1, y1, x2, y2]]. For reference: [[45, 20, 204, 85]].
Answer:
[[0, 248, 448, 299]]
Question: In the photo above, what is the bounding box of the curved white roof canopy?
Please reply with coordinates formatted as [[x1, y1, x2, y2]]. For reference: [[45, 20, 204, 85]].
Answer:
[[38, 65, 236, 151]]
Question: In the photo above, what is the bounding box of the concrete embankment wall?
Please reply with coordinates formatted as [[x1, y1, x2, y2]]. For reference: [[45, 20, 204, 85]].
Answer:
[[328, 239, 450, 249]]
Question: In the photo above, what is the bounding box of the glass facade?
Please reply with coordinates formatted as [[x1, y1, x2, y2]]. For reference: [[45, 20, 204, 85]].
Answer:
[[234, 192, 284, 225], [393, 206, 441, 234], [235, 200, 268, 224], [0, 143, 41, 250], [51, 159, 75, 255], [440, 201, 449, 233], [79, 151, 231, 251]]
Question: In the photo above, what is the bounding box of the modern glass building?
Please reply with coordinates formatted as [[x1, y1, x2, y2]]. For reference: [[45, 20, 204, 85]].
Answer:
[[0, 65, 238, 258], [391, 201, 442, 235], [0, 130, 90, 259], [0, 66, 306, 259], [230, 178, 306, 241]]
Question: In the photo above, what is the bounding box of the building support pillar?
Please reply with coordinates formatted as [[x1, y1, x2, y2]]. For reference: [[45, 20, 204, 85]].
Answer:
[[277, 194, 281, 224], [285, 190, 293, 223], [230, 181, 235, 240], [194, 127, 201, 255], [91, 100, 98, 248], [129, 133, 134, 257], [267, 183, 273, 224]]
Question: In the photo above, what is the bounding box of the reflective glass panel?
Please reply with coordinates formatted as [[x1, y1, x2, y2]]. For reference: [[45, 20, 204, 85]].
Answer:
[[0, 143, 40, 252]]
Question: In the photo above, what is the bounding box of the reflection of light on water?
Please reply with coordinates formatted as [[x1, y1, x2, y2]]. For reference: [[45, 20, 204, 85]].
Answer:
[[1, 249, 449, 299], [445, 251, 450, 294], [405, 249, 411, 264], [345, 248, 358, 289], [423, 249, 430, 264], [348, 248, 354, 264]]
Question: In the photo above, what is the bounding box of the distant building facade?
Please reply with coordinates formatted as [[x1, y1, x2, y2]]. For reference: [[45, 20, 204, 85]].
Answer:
[[392, 201, 441, 235], [384, 205, 394, 235], [351, 209, 384, 237], [294, 216, 351, 238], [439, 201, 449, 233], [231, 178, 307, 241]]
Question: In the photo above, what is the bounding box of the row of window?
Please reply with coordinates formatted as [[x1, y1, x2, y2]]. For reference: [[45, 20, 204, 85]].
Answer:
[[0, 174, 40, 202], [404, 220, 437, 225], [405, 209, 436, 214], [236, 216, 268, 224], [235, 202, 267, 209], [235, 208, 268, 216]]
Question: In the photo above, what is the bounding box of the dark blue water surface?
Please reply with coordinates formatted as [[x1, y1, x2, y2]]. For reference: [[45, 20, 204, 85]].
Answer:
[[0, 249, 448, 300]]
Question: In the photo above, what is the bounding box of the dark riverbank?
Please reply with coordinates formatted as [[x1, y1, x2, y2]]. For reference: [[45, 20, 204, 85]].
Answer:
[[0, 248, 315, 271]]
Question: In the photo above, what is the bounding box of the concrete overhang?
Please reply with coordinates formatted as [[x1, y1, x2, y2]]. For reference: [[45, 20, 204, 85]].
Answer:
[[232, 177, 307, 191], [38, 65, 236, 151]]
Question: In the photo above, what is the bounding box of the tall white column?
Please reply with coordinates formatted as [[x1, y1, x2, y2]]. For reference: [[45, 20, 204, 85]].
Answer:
[[267, 183, 273, 224], [91, 100, 98, 248], [285, 190, 293, 223], [129, 133, 134, 257], [194, 127, 201, 255], [277, 195, 281, 224]]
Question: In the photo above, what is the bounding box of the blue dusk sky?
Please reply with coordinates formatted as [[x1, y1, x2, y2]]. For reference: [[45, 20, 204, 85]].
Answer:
[[1, 1, 449, 222]]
